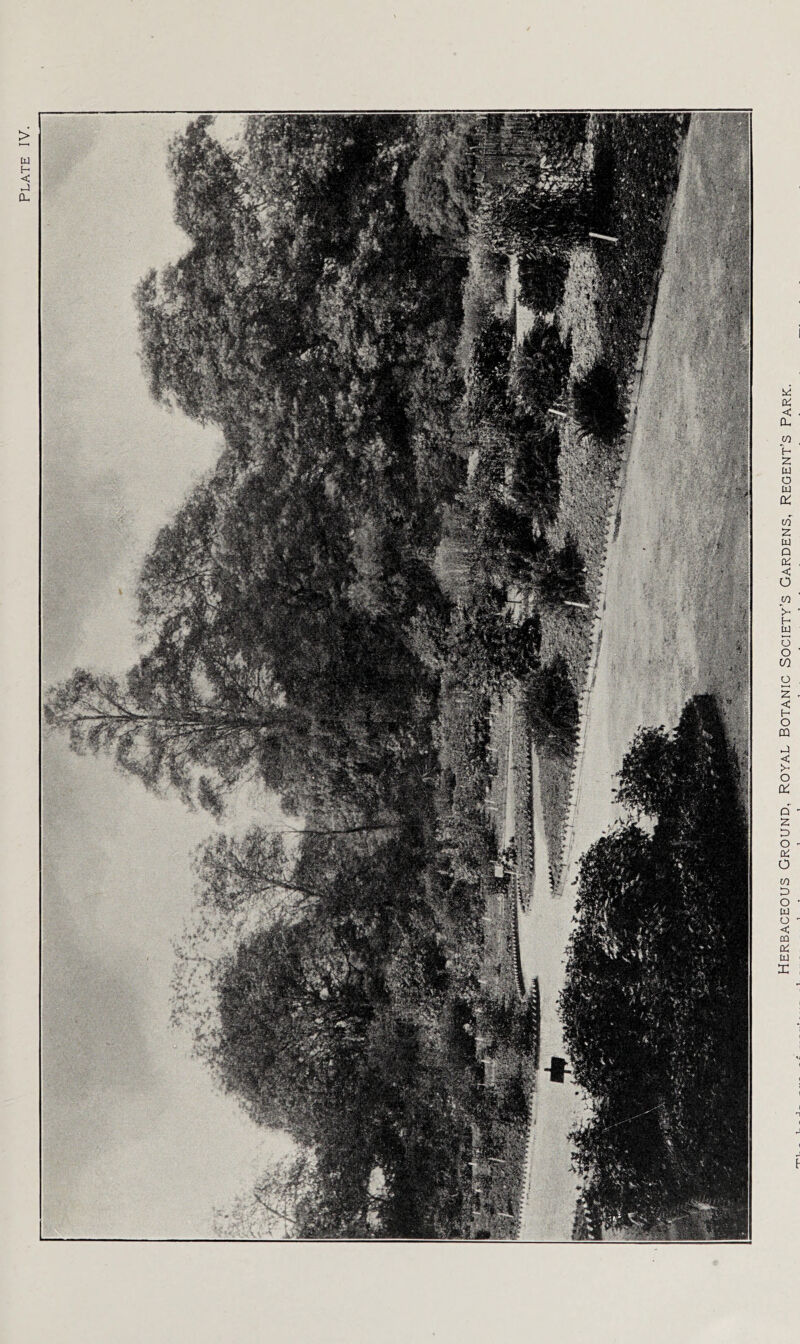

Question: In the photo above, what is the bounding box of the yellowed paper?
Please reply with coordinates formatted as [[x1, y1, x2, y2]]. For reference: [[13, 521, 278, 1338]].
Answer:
[[2, 1, 799, 1339]]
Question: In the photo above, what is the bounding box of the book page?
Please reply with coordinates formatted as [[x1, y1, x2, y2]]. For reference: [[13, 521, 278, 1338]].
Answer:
[[1, 2, 798, 1340]]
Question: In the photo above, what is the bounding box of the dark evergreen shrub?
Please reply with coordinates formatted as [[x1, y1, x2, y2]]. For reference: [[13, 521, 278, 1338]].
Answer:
[[514, 317, 572, 415], [465, 316, 514, 420], [537, 535, 587, 605], [571, 362, 626, 444], [522, 655, 579, 758], [517, 251, 569, 313]]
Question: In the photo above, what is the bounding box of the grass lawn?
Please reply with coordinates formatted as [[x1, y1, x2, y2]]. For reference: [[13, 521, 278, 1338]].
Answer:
[[525, 113, 688, 881], [522, 111, 750, 1239], [439, 112, 702, 1237]]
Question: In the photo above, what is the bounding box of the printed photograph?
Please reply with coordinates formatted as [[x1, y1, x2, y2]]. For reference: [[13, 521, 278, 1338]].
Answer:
[[41, 110, 750, 1240]]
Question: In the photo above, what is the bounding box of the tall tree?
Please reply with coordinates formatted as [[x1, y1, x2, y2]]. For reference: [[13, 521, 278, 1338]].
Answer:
[[167, 114, 247, 244], [193, 827, 320, 922], [44, 663, 303, 816], [211, 914, 381, 1137]]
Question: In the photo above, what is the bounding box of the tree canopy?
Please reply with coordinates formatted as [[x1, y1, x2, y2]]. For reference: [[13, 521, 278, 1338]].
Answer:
[[559, 696, 748, 1230], [44, 113, 604, 1237]]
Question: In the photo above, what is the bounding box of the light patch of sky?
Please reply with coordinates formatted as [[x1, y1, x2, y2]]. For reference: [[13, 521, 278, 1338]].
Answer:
[[41, 113, 295, 1238]]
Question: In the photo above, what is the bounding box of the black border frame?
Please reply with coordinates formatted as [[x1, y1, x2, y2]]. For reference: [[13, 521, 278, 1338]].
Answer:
[[38, 107, 754, 1245]]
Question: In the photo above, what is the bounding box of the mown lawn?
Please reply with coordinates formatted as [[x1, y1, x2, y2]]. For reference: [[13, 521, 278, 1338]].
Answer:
[[524, 113, 688, 881], [439, 113, 692, 1234], [553, 113, 750, 1237]]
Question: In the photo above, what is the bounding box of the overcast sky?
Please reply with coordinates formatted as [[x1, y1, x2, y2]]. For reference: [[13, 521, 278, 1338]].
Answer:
[[41, 114, 293, 1238]]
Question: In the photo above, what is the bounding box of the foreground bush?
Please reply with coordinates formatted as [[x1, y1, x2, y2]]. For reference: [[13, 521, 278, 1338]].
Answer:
[[559, 695, 748, 1233], [571, 362, 626, 444]]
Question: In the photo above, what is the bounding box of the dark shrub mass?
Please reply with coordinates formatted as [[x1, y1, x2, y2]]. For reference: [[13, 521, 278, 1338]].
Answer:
[[559, 695, 748, 1235], [522, 655, 579, 758], [517, 251, 570, 314], [514, 318, 572, 416], [536, 534, 587, 606], [465, 315, 515, 421], [572, 362, 626, 444]]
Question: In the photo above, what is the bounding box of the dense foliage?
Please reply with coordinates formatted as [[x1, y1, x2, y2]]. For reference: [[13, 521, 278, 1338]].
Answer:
[[47, 113, 541, 1238], [517, 251, 569, 314], [571, 363, 625, 445], [512, 318, 572, 417], [46, 111, 698, 1238], [559, 696, 748, 1231], [522, 655, 578, 758]]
